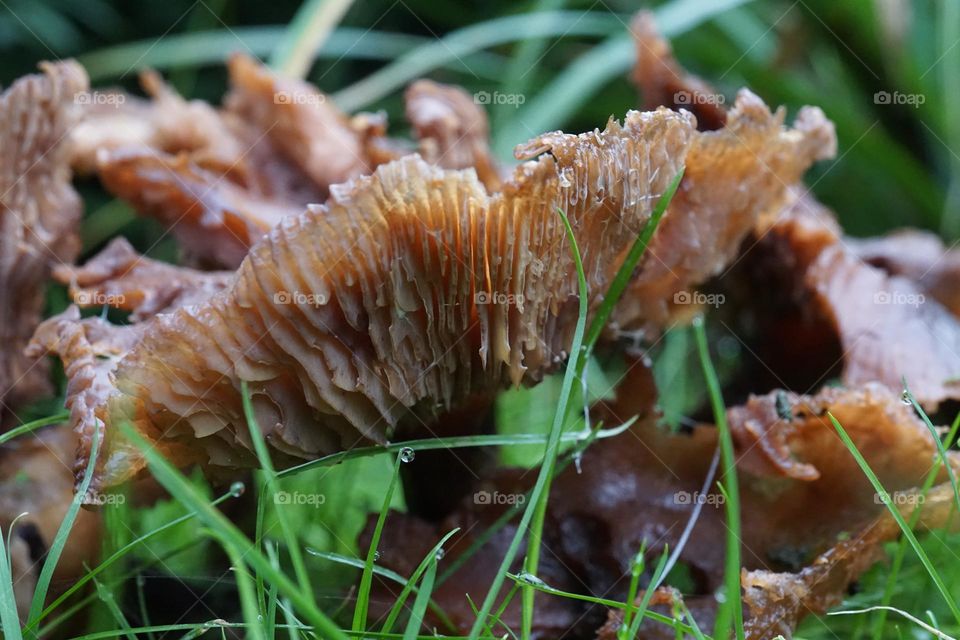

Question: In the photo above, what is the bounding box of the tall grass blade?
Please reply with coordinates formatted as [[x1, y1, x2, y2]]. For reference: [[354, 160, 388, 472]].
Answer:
[[829, 412, 960, 626], [693, 316, 744, 640], [352, 452, 403, 633], [401, 559, 438, 640], [271, 0, 356, 78], [0, 412, 69, 446], [520, 169, 682, 638], [25, 429, 100, 635], [241, 381, 312, 595], [119, 422, 348, 639], [467, 207, 588, 640]]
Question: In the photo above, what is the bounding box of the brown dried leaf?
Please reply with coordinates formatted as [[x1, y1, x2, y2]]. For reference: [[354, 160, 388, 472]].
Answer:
[[808, 244, 960, 408], [851, 229, 960, 317], [364, 364, 953, 638]]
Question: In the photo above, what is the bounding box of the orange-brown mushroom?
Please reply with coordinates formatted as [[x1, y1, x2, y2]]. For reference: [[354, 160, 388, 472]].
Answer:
[[0, 60, 87, 420], [32, 92, 834, 491]]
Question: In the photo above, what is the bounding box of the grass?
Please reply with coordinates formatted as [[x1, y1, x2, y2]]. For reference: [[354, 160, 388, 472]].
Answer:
[[693, 318, 744, 640], [3, 0, 960, 637], [466, 206, 589, 640], [830, 413, 960, 628]]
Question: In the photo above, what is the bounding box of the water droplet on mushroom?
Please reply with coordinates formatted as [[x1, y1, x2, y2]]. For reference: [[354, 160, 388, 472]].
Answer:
[[399, 447, 415, 463], [229, 481, 246, 497], [558, 169, 572, 188]]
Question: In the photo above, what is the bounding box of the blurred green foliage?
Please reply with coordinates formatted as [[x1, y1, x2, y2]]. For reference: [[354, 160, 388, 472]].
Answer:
[[2, 0, 959, 240]]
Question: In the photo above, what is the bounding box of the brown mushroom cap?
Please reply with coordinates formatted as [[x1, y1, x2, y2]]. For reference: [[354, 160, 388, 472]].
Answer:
[[0, 60, 87, 419], [35, 92, 835, 491]]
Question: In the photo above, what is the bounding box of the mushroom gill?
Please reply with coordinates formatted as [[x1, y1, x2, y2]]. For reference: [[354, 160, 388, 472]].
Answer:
[[32, 93, 832, 490]]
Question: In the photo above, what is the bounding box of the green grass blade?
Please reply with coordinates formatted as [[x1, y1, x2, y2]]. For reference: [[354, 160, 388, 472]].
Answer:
[[93, 579, 136, 640], [271, 0, 356, 78], [307, 547, 455, 631], [506, 573, 695, 637], [872, 411, 960, 638], [624, 550, 670, 638], [491, 0, 567, 130], [520, 170, 681, 639], [119, 422, 349, 640], [829, 412, 960, 626], [832, 606, 958, 640], [218, 537, 267, 640], [0, 522, 23, 640], [277, 420, 633, 478], [402, 559, 438, 640], [381, 529, 460, 634], [77, 28, 502, 82], [264, 541, 280, 638], [25, 428, 100, 635], [903, 382, 960, 515], [241, 381, 313, 596], [620, 546, 646, 637], [693, 316, 744, 640], [28, 484, 241, 630], [582, 168, 684, 354], [468, 207, 588, 640], [494, 0, 754, 155], [0, 412, 69, 446], [353, 452, 404, 633], [333, 11, 623, 111], [436, 418, 636, 588]]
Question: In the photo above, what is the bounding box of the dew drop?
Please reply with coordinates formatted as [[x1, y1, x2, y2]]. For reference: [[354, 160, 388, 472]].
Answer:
[[517, 572, 546, 587], [901, 389, 912, 405], [399, 447, 416, 463], [229, 481, 246, 497], [373, 550, 381, 562], [435, 548, 446, 560]]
